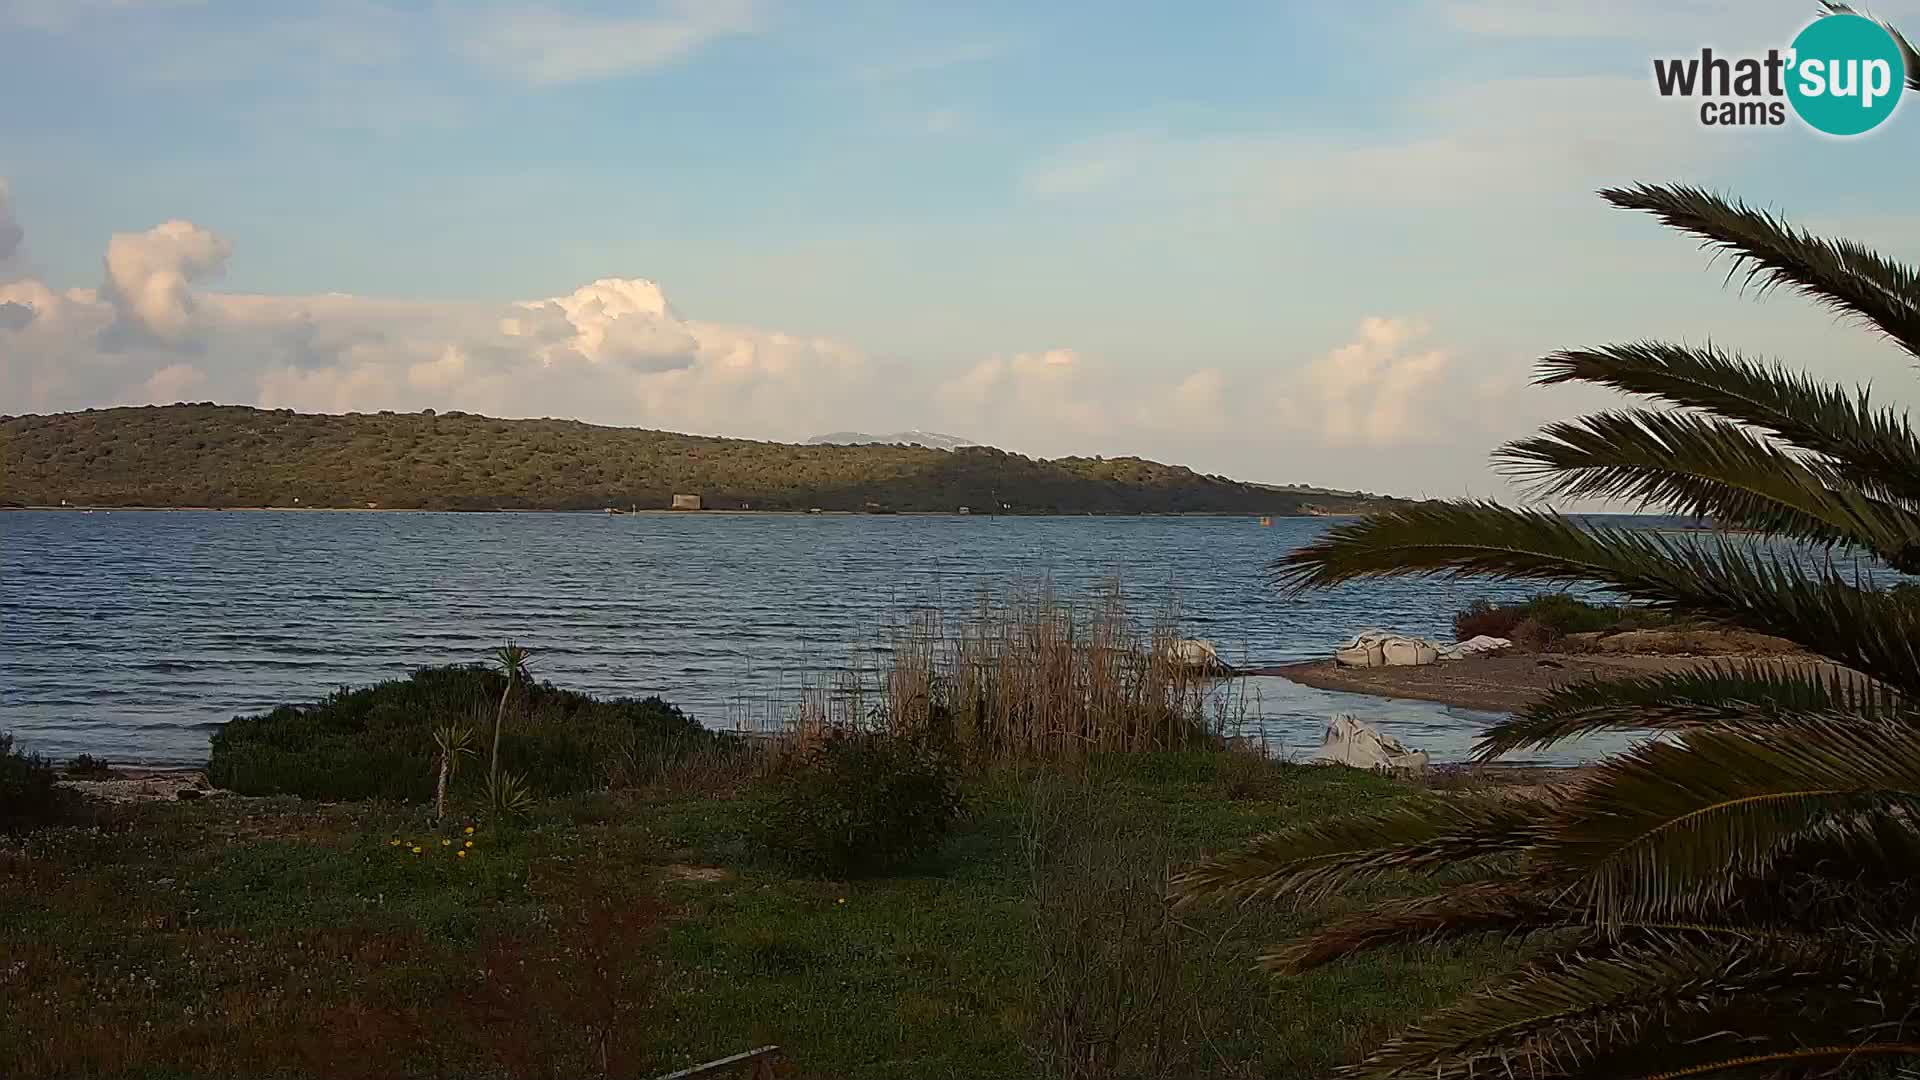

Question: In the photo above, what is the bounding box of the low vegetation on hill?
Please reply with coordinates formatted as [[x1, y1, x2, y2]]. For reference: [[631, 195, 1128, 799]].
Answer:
[[0, 404, 1399, 514]]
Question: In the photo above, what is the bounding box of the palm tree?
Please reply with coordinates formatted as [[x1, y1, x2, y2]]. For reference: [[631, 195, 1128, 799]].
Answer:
[[1174, 179, 1920, 1079]]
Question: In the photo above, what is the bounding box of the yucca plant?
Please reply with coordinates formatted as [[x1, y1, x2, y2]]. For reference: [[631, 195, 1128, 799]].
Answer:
[[1175, 179, 1920, 1078], [488, 641, 534, 786], [430, 721, 476, 821]]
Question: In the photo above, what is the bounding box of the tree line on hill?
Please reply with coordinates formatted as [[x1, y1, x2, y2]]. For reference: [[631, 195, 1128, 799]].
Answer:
[[0, 404, 1401, 515]]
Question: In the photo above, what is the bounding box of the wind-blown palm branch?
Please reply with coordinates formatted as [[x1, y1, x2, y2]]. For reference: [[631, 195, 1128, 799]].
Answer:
[[1824, 1, 1920, 92], [1350, 937, 1920, 1080], [1545, 719, 1920, 920], [1169, 794, 1556, 907], [1600, 184, 1920, 361], [1533, 344, 1920, 508], [1273, 502, 1920, 693], [1478, 663, 1903, 758], [1497, 407, 1920, 558]]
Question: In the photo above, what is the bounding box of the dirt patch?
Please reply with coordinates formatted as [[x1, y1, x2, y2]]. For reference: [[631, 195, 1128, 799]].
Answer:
[[1261, 652, 1847, 714], [59, 768, 228, 805], [659, 864, 734, 884]]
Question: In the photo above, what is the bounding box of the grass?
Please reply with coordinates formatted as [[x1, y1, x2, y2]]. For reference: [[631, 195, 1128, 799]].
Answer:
[[0, 750, 1520, 1079]]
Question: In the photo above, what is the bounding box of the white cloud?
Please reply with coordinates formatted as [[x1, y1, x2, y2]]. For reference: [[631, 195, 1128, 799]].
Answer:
[[458, 1, 758, 85], [100, 219, 232, 344], [0, 193, 1550, 496], [1295, 317, 1453, 447]]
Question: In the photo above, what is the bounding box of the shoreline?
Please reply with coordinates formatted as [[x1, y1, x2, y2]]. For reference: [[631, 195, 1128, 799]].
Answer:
[[1262, 651, 1840, 714], [1, 505, 1360, 518]]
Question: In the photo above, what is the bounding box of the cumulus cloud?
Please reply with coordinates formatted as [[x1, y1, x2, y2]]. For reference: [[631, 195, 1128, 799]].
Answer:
[[0, 200, 888, 440], [99, 219, 232, 345], [0, 194, 1543, 495], [1295, 317, 1453, 447]]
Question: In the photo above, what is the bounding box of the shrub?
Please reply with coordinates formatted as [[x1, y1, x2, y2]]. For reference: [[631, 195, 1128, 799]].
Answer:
[[1451, 592, 1671, 643], [208, 665, 734, 802], [747, 729, 960, 878], [1451, 598, 1524, 641], [1, 734, 83, 833], [63, 754, 117, 780]]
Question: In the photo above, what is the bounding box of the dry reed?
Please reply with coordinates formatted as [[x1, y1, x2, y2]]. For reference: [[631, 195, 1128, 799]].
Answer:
[[778, 580, 1241, 766]]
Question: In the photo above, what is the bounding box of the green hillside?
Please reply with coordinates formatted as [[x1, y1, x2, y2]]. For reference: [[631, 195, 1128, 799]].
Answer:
[[0, 404, 1400, 514]]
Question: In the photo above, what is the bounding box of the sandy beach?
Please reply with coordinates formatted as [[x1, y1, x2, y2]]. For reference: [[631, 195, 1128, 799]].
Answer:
[[1263, 650, 1843, 714]]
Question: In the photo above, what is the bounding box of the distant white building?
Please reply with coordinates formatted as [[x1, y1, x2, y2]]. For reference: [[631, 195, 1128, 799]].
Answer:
[[671, 494, 703, 511]]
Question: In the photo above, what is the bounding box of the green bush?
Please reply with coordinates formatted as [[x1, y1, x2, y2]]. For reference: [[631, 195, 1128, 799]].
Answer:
[[1, 734, 83, 833], [1452, 592, 1670, 642], [207, 665, 733, 802], [748, 729, 961, 878]]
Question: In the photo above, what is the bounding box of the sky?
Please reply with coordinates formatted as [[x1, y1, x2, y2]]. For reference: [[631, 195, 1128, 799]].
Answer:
[[3, 0, 1920, 499]]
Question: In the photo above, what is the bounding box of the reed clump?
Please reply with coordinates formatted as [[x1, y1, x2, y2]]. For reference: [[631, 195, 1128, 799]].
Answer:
[[786, 582, 1237, 767]]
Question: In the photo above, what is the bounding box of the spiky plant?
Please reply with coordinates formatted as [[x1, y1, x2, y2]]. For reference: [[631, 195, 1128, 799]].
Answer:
[[488, 641, 534, 788], [1173, 181, 1920, 1080], [430, 721, 476, 821]]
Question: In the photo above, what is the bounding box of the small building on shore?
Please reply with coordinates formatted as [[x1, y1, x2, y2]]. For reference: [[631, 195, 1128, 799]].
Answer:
[[671, 494, 703, 511]]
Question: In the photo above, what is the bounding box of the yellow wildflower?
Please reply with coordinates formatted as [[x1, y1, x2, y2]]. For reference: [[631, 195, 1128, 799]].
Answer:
[[388, 839, 400, 847], [456, 850, 467, 859], [837, 897, 846, 905], [464, 840, 474, 848], [463, 826, 475, 835], [410, 845, 422, 854], [441, 839, 451, 847]]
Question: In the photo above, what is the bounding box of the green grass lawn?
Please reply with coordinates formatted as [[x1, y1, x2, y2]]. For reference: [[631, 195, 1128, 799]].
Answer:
[[0, 752, 1519, 1079]]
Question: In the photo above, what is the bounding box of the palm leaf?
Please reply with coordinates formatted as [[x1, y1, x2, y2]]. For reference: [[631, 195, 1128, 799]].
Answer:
[[1497, 408, 1920, 558], [1349, 937, 1920, 1080], [1599, 184, 1920, 361], [1272, 502, 1920, 693], [1545, 719, 1920, 920], [1824, 1, 1920, 92], [1534, 344, 1920, 511], [1169, 794, 1556, 907], [1478, 663, 1903, 758]]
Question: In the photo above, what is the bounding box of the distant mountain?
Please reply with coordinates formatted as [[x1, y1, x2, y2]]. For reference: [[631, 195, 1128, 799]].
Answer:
[[806, 430, 975, 450], [0, 404, 1413, 515]]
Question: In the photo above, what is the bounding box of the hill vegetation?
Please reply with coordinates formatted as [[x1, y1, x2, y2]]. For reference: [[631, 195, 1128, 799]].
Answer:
[[0, 404, 1399, 514]]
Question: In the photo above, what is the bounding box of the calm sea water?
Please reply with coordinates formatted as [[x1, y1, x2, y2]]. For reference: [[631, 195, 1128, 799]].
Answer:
[[2, 510, 1655, 767]]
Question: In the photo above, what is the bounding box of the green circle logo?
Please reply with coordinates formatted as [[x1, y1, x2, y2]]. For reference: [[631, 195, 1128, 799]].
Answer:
[[1787, 14, 1906, 135]]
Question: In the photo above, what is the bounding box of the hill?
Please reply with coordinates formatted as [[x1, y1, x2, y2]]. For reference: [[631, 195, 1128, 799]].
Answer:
[[0, 404, 1404, 514]]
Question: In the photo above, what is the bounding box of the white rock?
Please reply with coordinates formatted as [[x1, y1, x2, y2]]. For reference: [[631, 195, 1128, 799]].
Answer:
[[1313, 714, 1430, 775]]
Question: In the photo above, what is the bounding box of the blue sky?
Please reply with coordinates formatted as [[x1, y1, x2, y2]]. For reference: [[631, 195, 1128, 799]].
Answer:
[[4, 0, 1920, 497]]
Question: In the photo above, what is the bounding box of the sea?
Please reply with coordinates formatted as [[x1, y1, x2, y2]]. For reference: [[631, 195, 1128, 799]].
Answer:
[[0, 509, 1694, 768]]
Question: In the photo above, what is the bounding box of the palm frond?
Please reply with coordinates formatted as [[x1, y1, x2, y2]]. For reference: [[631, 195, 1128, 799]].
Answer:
[[1478, 663, 1903, 759], [1535, 344, 1920, 510], [1349, 938, 1920, 1080], [1823, 1, 1920, 92], [1272, 502, 1920, 693], [1497, 408, 1920, 558], [1169, 794, 1555, 908], [1545, 719, 1920, 920], [1261, 883, 1566, 973], [1599, 184, 1920, 361]]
